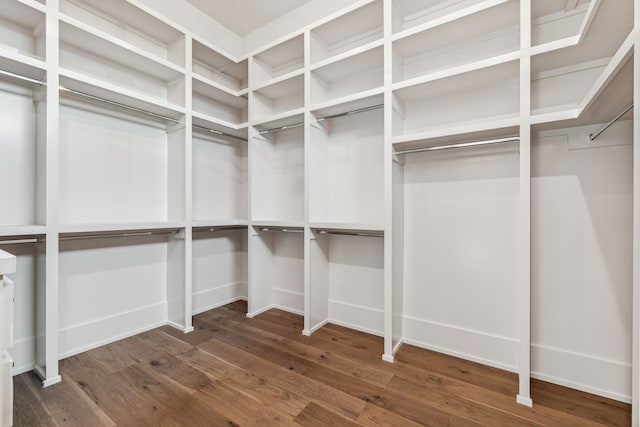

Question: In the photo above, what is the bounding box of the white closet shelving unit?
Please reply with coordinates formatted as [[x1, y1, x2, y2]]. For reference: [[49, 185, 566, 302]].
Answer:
[[1, 0, 639, 420]]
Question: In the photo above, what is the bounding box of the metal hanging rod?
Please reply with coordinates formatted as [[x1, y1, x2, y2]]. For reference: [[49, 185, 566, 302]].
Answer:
[[192, 124, 247, 142], [0, 69, 45, 86], [258, 227, 303, 234], [58, 229, 180, 242], [317, 230, 383, 238], [589, 104, 633, 141], [194, 226, 247, 233], [395, 136, 520, 155], [258, 104, 384, 136], [59, 86, 182, 124], [0, 238, 40, 245]]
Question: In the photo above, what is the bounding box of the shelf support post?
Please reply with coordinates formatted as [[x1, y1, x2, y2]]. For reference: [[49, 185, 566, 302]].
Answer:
[[516, 0, 533, 407], [632, 5, 640, 424]]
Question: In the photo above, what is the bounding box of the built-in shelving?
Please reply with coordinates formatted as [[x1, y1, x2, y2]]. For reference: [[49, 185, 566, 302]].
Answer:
[[310, 45, 383, 105], [392, 60, 520, 141], [253, 35, 304, 88], [392, 0, 518, 84], [59, 0, 186, 68], [192, 78, 248, 128], [252, 74, 304, 122], [193, 39, 248, 93], [0, 1, 46, 66], [310, 0, 383, 66]]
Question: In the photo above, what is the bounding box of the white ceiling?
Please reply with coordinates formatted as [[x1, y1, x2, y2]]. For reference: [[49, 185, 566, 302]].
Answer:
[[185, 0, 314, 36]]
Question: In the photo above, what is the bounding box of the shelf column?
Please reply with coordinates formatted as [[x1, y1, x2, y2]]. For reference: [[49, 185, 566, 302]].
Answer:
[[303, 29, 312, 336], [37, 0, 61, 387], [516, 0, 533, 407], [632, 1, 640, 423]]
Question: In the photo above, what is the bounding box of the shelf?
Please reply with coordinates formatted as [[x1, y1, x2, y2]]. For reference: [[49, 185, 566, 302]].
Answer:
[[59, 0, 186, 68], [392, 60, 519, 139], [192, 114, 248, 140], [253, 34, 304, 88], [310, 0, 383, 66], [310, 45, 383, 105], [193, 39, 248, 92], [59, 19, 186, 108], [0, 226, 47, 238], [309, 222, 384, 234], [252, 111, 304, 131], [193, 129, 248, 223], [252, 75, 304, 122], [251, 125, 305, 224], [531, 0, 597, 50], [251, 221, 305, 229], [192, 220, 248, 230], [0, 0, 46, 63], [57, 222, 185, 234], [392, 0, 498, 35], [0, 48, 46, 84], [392, 124, 519, 153], [310, 91, 384, 119], [392, 0, 518, 84], [309, 103, 384, 226], [59, 71, 185, 122], [192, 77, 248, 127]]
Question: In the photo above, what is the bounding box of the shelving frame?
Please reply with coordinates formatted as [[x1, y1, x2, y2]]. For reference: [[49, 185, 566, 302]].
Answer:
[[0, 0, 638, 419]]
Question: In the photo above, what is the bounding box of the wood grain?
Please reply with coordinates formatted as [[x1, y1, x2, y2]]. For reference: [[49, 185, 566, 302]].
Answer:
[[13, 301, 631, 426]]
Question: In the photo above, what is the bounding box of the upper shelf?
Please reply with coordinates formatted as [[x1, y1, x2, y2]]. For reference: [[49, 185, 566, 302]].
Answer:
[[253, 34, 304, 88], [310, 0, 383, 66], [253, 74, 304, 124], [192, 77, 248, 128], [193, 39, 248, 93], [59, 18, 186, 108], [0, 1, 46, 66], [59, 0, 186, 68], [392, 0, 518, 85]]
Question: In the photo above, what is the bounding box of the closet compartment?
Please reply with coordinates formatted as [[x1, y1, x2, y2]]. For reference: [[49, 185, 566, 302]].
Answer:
[[392, 0, 519, 84], [192, 124, 248, 223], [58, 229, 189, 354], [308, 228, 384, 337], [58, 97, 186, 227], [400, 141, 520, 369], [192, 78, 248, 127], [253, 75, 304, 122], [253, 34, 304, 88], [310, 45, 383, 106], [0, 73, 47, 231], [59, 0, 186, 68], [310, 0, 383, 66], [392, 60, 520, 141], [0, 1, 46, 65], [192, 226, 247, 315], [309, 98, 384, 228], [251, 117, 304, 224], [193, 39, 248, 93], [58, 19, 186, 108], [249, 226, 303, 317]]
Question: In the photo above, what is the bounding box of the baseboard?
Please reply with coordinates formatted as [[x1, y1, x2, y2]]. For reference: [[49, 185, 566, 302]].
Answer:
[[10, 336, 36, 375], [328, 300, 384, 337], [304, 318, 329, 336], [272, 288, 304, 315], [246, 304, 275, 318], [402, 316, 632, 402], [57, 302, 167, 360], [403, 315, 518, 373], [193, 281, 248, 315], [531, 343, 631, 403]]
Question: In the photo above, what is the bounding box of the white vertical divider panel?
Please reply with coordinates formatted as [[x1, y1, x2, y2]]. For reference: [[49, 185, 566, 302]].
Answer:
[[303, 29, 313, 335], [517, 0, 533, 407], [37, 0, 61, 387], [382, 0, 394, 362], [166, 33, 192, 332], [633, 2, 639, 423]]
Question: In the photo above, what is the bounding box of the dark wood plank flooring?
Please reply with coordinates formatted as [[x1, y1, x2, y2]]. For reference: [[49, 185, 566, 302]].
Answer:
[[14, 301, 631, 426]]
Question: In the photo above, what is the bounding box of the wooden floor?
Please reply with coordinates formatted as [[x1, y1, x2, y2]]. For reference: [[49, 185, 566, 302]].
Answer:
[[14, 301, 630, 426]]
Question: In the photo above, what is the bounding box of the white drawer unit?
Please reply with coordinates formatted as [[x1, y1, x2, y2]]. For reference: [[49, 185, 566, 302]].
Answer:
[[0, 249, 16, 427]]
